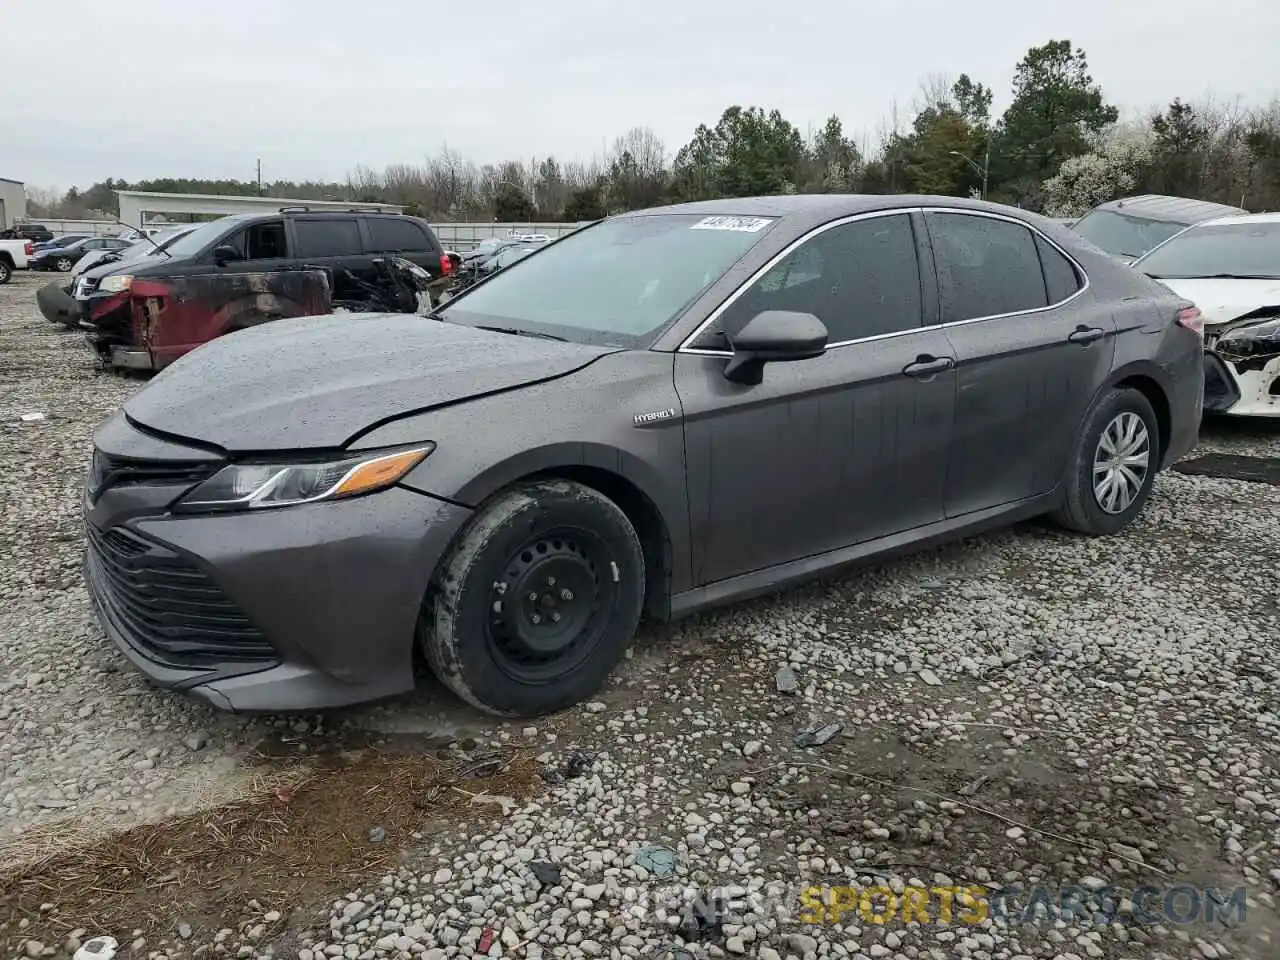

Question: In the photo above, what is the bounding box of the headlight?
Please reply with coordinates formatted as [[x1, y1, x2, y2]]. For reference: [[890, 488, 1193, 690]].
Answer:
[[97, 275, 133, 293], [175, 445, 434, 513]]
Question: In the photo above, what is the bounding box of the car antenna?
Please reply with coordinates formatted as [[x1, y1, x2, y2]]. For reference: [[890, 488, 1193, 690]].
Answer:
[[115, 220, 171, 258]]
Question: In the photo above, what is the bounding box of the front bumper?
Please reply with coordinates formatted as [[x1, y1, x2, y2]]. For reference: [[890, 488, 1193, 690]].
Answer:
[[1203, 347, 1280, 418], [85, 464, 472, 711], [35, 281, 79, 325]]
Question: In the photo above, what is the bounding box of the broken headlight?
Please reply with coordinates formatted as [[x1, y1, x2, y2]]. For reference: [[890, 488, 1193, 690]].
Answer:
[[174, 445, 434, 513], [1217, 317, 1280, 360]]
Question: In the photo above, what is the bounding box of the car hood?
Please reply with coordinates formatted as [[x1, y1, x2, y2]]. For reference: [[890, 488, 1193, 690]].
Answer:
[[123, 313, 618, 452], [1152, 277, 1280, 327]]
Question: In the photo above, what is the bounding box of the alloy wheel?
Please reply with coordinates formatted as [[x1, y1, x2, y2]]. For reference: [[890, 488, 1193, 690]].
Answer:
[[1092, 411, 1150, 515], [55, 257, 73, 272]]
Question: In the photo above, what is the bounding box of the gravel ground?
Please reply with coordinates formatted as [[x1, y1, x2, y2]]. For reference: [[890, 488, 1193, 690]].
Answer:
[[2, 268, 1279, 960]]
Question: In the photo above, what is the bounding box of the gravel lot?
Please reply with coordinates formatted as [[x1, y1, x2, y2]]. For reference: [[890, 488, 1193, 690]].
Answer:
[[2, 268, 1279, 960]]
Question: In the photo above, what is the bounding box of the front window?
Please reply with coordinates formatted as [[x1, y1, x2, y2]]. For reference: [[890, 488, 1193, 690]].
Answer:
[[438, 214, 777, 346], [1072, 209, 1188, 259], [1136, 221, 1280, 280]]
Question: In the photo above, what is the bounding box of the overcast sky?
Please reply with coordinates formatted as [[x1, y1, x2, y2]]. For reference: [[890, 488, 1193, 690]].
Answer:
[[4, 0, 1279, 192]]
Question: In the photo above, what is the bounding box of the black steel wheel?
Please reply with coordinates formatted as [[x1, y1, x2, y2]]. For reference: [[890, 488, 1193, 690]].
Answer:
[[421, 479, 645, 716]]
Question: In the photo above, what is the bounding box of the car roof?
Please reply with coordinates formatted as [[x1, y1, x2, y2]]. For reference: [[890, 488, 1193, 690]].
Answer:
[[1087, 194, 1247, 223], [615, 193, 1060, 232], [1184, 211, 1280, 227]]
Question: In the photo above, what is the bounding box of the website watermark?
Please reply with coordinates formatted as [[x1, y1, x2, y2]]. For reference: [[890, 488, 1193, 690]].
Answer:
[[614, 881, 1248, 932]]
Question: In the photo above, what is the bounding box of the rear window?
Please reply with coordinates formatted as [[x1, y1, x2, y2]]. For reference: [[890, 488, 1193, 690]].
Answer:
[[1072, 209, 1188, 259], [367, 217, 434, 253], [439, 214, 776, 346]]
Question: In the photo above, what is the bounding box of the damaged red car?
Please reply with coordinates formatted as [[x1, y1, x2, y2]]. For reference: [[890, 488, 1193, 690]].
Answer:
[[74, 209, 453, 370]]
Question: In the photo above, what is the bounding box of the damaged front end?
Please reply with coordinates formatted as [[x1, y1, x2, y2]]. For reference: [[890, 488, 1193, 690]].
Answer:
[[1205, 309, 1280, 417], [81, 269, 332, 372]]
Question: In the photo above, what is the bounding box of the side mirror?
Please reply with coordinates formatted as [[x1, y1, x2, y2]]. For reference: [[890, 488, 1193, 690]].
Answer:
[[212, 244, 243, 265], [723, 310, 828, 385]]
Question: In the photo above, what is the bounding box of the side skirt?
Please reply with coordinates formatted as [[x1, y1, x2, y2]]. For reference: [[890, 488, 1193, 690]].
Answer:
[[668, 491, 1061, 620]]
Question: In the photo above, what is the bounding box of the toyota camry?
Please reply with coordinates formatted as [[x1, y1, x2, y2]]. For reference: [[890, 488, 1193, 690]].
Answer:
[[84, 195, 1204, 716]]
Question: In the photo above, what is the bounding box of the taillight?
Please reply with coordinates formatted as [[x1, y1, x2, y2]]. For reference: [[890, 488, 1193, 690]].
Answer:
[[1176, 305, 1203, 335], [23, 242, 33, 256], [439, 253, 453, 276]]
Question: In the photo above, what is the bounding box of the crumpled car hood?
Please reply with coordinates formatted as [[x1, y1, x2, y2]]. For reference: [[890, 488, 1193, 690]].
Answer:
[[1153, 277, 1280, 327], [123, 312, 616, 452]]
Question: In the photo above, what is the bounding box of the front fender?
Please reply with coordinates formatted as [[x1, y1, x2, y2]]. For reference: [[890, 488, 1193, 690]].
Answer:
[[351, 351, 693, 593]]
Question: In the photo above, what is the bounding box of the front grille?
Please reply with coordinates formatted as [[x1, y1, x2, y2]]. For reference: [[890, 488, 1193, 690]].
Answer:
[[74, 277, 96, 299], [87, 450, 219, 503], [86, 523, 277, 667]]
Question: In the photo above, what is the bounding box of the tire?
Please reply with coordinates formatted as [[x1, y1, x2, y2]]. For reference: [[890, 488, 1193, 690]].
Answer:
[[55, 257, 73, 272], [1052, 386, 1161, 535], [0, 260, 11, 284], [421, 479, 645, 717]]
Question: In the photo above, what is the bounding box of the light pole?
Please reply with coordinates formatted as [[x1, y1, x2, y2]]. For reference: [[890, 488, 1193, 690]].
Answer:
[[949, 140, 990, 200]]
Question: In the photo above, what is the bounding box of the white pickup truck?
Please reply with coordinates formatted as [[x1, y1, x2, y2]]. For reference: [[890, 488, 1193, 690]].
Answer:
[[0, 238, 32, 284]]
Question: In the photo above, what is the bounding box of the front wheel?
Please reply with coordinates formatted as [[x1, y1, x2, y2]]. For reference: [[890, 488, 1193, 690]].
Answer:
[[55, 257, 73, 272], [421, 479, 645, 716], [1052, 386, 1161, 535]]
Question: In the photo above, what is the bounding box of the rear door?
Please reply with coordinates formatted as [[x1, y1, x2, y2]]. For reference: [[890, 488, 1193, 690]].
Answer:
[[923, 210, 1114, 517], [675, 211, 956, 585], [291, 217, 367, 299]]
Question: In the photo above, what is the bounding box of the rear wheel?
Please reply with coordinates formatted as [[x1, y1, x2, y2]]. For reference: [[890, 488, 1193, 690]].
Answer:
[[1052, 386, 1160, 535], [421, 479, 644, 716], [0, 260, 11, 284], [55, 256, 73, 272]]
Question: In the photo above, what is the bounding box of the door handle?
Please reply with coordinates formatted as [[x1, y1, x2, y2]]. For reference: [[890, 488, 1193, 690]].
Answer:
[[902, 355, 955, 379], [1068, 326, 1106, 345]]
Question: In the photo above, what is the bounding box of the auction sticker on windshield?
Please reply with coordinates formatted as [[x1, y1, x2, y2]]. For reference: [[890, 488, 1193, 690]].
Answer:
[[690, 216, 774, 232]]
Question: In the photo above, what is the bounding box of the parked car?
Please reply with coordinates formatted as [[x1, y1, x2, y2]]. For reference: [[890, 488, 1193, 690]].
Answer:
[[30, 234, 91, 253], [75, 226, 195, 279], [77, 208, 455, 369], [0, 223, 54, 243], [30, 235, 133, 272], [442, 238, 551, 301], [1071, 194, 1246, 263], [0, 238, 33, 283], [1133, 211, 1280, 417], [84, 195, 1203, 715], [36, 228, 198, 327]]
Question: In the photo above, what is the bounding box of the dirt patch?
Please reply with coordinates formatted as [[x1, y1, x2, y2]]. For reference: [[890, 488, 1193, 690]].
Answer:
[[0, 747, 542, 954]]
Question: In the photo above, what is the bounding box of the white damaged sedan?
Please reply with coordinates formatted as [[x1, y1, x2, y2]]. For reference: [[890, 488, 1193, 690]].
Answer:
[[1134, 213, 1280, 418]]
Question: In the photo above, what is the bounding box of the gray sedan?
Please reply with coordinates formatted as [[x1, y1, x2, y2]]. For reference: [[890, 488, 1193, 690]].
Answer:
[[83, 195, 1205, 715]]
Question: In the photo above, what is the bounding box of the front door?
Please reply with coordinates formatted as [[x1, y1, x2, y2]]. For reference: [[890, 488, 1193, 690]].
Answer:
[[922, 211, 1117, 517], [675, 211, 957, 586]]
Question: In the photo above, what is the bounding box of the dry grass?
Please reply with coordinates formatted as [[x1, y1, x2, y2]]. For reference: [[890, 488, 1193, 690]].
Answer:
[[0, 748, 541, 953]]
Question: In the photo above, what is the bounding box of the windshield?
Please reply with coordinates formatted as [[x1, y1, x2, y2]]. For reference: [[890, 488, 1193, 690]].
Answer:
[[439, 214, 777, 346], [154, 218, 242, 259], [1136, 221, 1280, 279], [1073, 209, 1189, 259]]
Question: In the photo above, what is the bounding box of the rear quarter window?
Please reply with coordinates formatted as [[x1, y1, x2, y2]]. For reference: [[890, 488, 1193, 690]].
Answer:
[[366, 217, 437, 253], [1035, 235, 1084, 303]]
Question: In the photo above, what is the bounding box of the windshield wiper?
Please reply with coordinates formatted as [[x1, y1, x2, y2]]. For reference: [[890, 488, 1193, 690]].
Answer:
[[473, 324, 567, 342], [1147, 272, 1280, 280]]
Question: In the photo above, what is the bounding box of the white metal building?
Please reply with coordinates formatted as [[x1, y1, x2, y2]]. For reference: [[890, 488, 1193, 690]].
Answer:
[[0, 178, 26, 229], [115, 190, 403, 228]]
